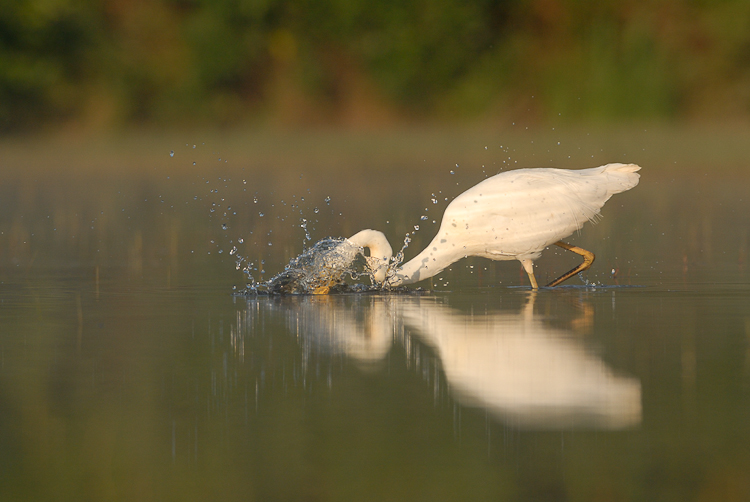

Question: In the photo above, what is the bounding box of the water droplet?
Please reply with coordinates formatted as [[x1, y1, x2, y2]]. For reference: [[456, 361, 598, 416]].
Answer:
[[253, 197, 258, 203], [259, 212, 264, 217], [420, 215, 428, 221], [431, 198, 438, 204], [414, 225, 420, 231], [314, 207, 319, 214], [238, 238, 244, 244], [221, 223, 228, 230], [193, 162, 196, 166], [450, 170, 454, 175], [267, 242, 273, 246], [169, 150, 174, 157]]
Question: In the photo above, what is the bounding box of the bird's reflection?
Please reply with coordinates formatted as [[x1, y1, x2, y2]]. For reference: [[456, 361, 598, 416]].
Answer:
[[283, 296, 395, 368], [394, 295, 641, 429], [252, 293, 641, 429]]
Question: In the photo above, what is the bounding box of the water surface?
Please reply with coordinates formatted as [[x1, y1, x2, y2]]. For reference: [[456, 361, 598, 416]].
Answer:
[[1, 129, 749, 501]]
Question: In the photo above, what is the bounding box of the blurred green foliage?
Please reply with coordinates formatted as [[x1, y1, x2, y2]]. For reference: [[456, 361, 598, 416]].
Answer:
[[2, 0, 750, 131]]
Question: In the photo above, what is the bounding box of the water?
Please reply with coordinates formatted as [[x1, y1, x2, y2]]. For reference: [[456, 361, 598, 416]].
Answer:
[[1, 129, 749, 500]]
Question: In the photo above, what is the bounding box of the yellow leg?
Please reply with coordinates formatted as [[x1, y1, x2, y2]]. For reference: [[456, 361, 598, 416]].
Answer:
[[545, 241, 595, 287], [520, 259, 539, 289]]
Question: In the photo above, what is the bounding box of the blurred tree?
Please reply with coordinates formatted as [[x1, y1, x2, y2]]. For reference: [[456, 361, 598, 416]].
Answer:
[[1, 0, 750, 131], [0, 0, 101, 130]]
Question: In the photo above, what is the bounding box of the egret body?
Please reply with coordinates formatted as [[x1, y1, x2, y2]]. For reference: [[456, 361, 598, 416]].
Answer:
[[348, 163, 640, 289]]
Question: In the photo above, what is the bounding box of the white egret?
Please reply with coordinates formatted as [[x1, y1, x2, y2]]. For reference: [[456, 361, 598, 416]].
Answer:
[[348, 163, 640, 289]]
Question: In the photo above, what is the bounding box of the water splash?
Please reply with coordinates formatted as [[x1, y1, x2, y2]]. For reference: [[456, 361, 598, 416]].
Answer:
[[240, 238, 367, 295], [576, 272, 603, 288], [376, 233, 412, 286], [300, 218, 312, 245]]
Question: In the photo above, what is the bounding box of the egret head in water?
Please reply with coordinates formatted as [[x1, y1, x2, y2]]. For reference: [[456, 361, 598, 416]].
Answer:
[[346, 163, 641, 289], [347, 229, 393, 284]]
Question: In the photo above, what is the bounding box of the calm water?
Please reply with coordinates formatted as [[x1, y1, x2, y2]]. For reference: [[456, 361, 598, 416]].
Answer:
[[1, 131, 749, 501]]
